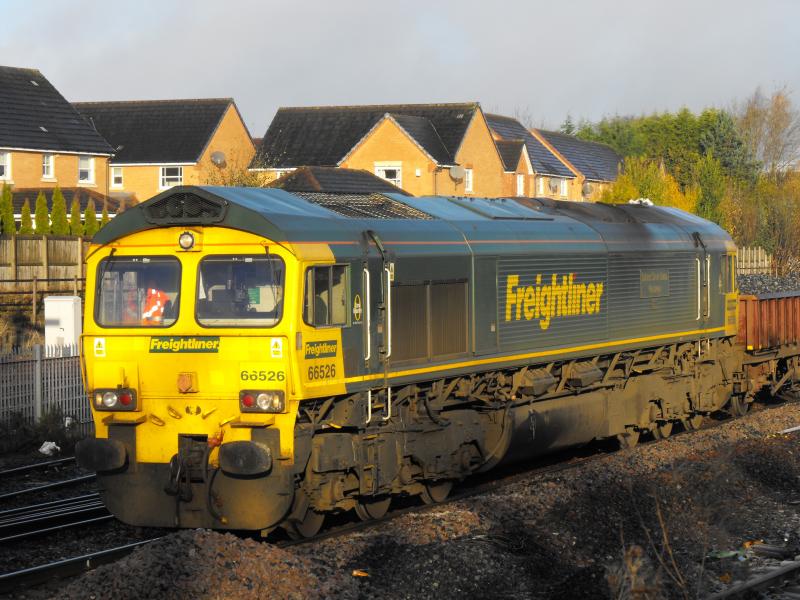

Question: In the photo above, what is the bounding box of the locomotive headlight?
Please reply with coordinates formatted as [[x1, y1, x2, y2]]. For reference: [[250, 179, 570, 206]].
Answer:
[[102, 391, 118, 408], [241, 390, 285, 413], [93, 388, 137, 411], [178, 231, 195, 250]]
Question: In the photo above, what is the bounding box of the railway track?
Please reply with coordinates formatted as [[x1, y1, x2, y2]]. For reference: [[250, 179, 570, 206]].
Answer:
[[709, 560, 800, 599], [0, 493, 111, 544], [0, 474, 96, 503], [1, 396, 798, 595], [0, 457, 76, 478]]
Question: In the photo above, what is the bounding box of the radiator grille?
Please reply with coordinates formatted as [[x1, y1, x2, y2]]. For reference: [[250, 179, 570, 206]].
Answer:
[[144, 192, 227, 224], [295, 192, 433, 220]]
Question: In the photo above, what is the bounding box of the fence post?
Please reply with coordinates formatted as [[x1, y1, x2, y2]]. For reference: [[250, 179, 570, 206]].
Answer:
[[32, 276, 38, 323], [33, 345, 43, 422]]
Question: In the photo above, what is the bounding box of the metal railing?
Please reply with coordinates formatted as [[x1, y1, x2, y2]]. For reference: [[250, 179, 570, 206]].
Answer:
[[0, 344, 91, 434]]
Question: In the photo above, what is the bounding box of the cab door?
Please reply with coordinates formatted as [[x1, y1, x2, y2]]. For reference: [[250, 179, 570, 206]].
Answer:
[[694, 233, 710, 325]]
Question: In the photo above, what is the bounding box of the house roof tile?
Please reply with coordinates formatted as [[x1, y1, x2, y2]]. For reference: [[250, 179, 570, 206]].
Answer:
[[495, 140, 525, 171], [536, 129, 621, 182], [485, 113, 575, 178], [250, 103, 478, 168], [0, 66, 113, 155], [73, 98, 233, 164], [269, 166, 410, 195]]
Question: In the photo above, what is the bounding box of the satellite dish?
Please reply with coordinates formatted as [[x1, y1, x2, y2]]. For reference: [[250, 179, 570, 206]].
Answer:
[[210, 151, 227, 168], [548, 178, 560, 193], [582, 182, 593, 196], [449, 165, 466, 181]]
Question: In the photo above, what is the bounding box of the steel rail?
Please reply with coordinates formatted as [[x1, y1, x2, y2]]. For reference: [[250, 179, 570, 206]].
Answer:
[[0, 457, 76, 478], [0, 492, 101, 519], [0, 538, 162, 593], [0, 474, 96, 501], [0, 514, 115, 544], [707, 560, 800, 599]]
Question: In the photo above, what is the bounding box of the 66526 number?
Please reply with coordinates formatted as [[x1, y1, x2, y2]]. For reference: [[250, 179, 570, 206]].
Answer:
[[308, 364, 335, 380], [240, 370, 285, 382]]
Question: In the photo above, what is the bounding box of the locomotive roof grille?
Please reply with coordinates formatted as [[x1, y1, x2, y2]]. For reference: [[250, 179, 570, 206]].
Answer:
[[143, 192, 228, 225], [295, 192, 434, 220]]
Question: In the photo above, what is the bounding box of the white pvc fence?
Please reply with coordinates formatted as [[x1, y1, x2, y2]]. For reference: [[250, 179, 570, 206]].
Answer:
[[0, 344, 92, 434]]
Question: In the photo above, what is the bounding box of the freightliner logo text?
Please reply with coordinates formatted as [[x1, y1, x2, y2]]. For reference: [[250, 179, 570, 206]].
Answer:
[[304, 340, 338, 359], [149, 336, 220, 353], [504, 273, 604, 330]]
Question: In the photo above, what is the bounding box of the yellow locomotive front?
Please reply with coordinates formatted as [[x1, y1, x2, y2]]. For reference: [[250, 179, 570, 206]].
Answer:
[[78, 224, 301, 531]]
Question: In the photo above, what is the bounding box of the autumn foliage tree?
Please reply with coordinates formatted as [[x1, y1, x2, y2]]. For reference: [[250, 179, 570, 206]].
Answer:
[[600, 156, 697, 213]]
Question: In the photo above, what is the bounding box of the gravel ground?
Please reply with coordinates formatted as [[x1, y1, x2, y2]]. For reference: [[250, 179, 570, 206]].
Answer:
[[739, 273, 800, 295], [9, 399, 800, 599]]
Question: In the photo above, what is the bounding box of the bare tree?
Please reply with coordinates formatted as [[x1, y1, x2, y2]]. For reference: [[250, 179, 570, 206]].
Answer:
[[734, 86, 800, 175]]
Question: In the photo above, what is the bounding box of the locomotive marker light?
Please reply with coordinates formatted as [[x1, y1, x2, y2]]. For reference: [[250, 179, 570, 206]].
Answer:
[[240, 390, 285, 413], [93, 388, 137, 411]]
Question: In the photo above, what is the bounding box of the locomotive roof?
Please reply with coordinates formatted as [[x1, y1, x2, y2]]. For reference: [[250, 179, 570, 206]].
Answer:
[[93, 186, 734, 256]]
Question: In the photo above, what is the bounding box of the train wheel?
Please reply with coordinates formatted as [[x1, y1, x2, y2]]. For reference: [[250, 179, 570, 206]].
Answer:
[[354, 496, 391, 521], [287, 509, 325, 539], [652, 421, 673, 440], [420, 480, 453, 504], [729, 394, 750, 417], [682, 414, 704, 431], [616, 429, 640, 450]]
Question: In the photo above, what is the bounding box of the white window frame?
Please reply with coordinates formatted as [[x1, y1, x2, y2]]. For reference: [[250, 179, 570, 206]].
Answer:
[[374, 162, 402, 189], [560, 178, 568, 197], [516, 174, 525, 197], [111, 166, 124, 188], [536, 176, 544, 196], [464, 168, 473, 193], [78, 156, 95, 184], [42, 153, 54, 179], [159, 166, 183, 189], [0, 152, 11, 181]]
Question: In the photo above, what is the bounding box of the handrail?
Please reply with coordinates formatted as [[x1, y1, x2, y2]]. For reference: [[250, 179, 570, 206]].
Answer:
[[696, 257, 701, 320], [363, 267, 371, 362], [705, 255, 711, 318], [384, 266, 392, 360]]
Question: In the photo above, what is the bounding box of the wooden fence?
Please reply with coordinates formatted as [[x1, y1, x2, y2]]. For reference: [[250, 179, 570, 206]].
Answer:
[[737, 246, 773, 276], [0, 344, 91, 436], [0, 235, 89, 292]]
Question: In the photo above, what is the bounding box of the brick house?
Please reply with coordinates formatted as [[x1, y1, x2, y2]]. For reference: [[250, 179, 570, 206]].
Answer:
[[250, 103, 511, 197], [0, 65, 114, 198], [74, 98, 255, 203], [532, 129, 621, 201]]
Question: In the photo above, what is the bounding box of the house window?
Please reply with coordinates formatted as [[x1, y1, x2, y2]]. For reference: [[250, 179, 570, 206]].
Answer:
[[78, 156, 94, 184], [42, 154, 54, 179], [516, 174, 525, 197], [0, 152, 10, 180], [111, 167, 123, 188], [160, 166, 183, 189], [464, 168, 473, 193], [375, 163, 402, 188], [536, 177, 544, 196], [560, 178, 568, 197]]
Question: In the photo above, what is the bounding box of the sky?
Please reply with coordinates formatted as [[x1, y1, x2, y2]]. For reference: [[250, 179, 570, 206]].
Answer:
[[1, 0, 798, 136]]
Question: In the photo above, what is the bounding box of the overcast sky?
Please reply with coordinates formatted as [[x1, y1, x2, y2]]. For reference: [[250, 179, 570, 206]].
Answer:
[[1, 0, 798, 136]]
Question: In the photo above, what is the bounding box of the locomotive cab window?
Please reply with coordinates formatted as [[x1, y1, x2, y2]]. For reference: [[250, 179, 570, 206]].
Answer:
[[304, 265, 348, 327], [95, 256, 181, 327], [196, 255, 284, 327]]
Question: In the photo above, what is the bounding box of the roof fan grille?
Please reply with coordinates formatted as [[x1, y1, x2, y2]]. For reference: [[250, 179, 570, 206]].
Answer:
[[296, 192, 433, 220], [144, 193, 227, 224]]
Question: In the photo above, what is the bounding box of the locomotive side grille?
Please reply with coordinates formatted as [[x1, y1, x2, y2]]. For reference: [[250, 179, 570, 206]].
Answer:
[[391, 284, 429, 361], [144, 192, 227, 224], [431, 282, 468, 356], [296, 192, 434, 220]]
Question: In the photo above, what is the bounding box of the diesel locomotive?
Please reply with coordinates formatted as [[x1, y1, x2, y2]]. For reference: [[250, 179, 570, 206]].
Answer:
[[76, 185, 788, 537]]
